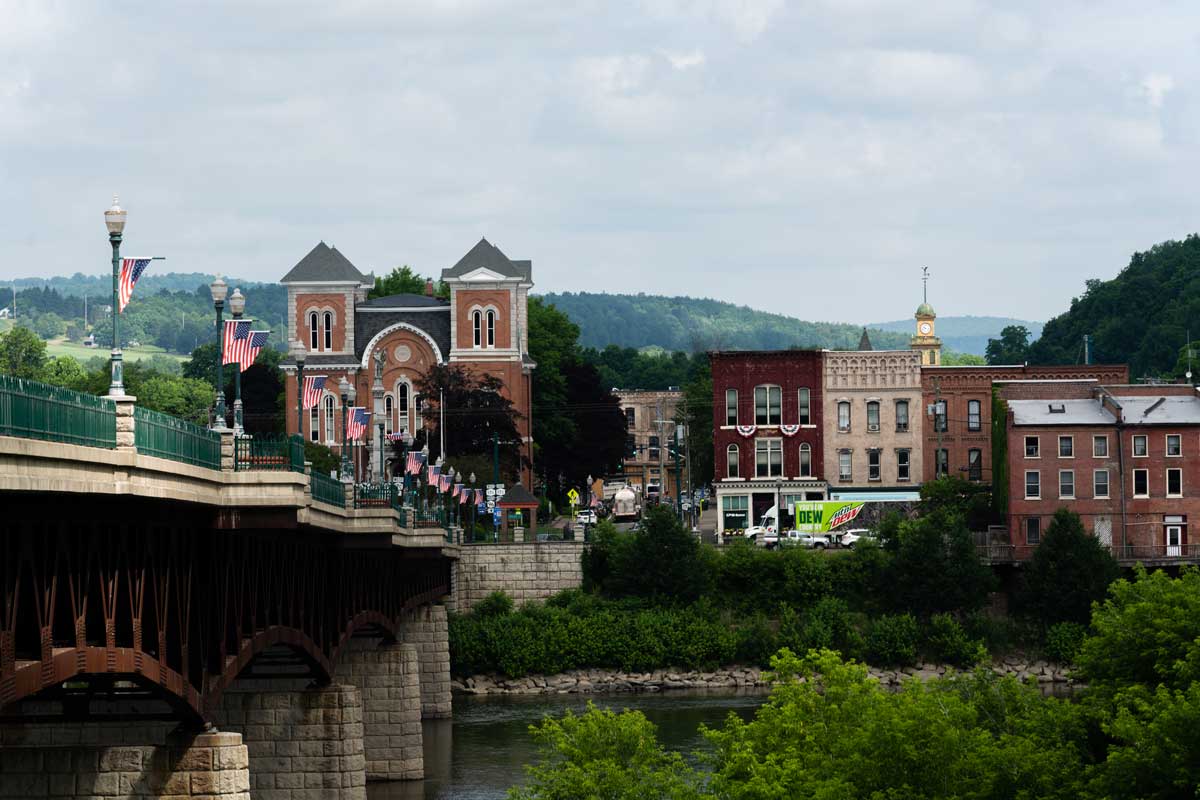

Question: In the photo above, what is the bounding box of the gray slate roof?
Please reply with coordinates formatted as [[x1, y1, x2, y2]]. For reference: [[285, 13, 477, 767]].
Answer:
[[441, 238, 531, 281], [354, 308, 451, 363], [358, 294, 448, 309], [281, 242, 371, 284], [1009, 399, 1114, 426], [1113, 395, 1200, 425]]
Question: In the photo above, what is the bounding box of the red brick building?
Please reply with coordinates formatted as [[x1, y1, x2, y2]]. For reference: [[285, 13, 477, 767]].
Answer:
[[1003, 383, 1200, 563], [920, 363, 1129, 484], [281, 238, 535, 486], [711, 351, 826, 534]]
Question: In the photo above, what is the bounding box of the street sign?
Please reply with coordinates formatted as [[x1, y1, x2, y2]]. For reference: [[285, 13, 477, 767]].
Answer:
[[492, 508, 502, 525], [567, 488, 580, 505], [486, 500, 495, 511]]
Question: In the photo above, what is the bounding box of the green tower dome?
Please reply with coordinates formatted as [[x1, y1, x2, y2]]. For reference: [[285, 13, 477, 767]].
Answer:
[[916, 302, 936, 318]]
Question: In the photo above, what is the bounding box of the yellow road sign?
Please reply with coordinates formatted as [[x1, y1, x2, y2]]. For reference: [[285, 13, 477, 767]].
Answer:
[[567, 488, 580, 505]]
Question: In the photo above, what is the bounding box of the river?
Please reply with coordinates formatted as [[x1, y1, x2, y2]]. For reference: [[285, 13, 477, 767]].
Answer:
[[366, 689, 769, 800]]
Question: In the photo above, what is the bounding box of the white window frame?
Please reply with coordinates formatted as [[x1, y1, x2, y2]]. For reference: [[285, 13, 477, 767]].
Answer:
[[1167, 467, 1183, 498], [1024, 470, 1040, 500], [1059, 469, 1075, 500], [837, 401, 851, 433], [725, 389, 738, 427], [838, 450, 852, 482], [867, 449, 881, 481], [324, 394, 336, 445], [308, 311, 319, 350], [967, 399, 981, 432], [1058, 435, 1074, 459], [933, 400, 947, 432], [727, 443, 740, 479], [1133, 468, 1149, 498], [754, 385, 782, 426], [896, 449, 910, 482], [866, 401, 880, 433], [472, 310, 482, 348], [323, 311, 333, 351], [968, 448, 982, 482], [895, 400, 909, 432], [1166, 434, 1182, 458], [486, 309, 496, 348], [309, 405, 319, 442], [755, 438, 783, 478], [798, 388, 811, 425], [1093, 435, 1108, 458], [1025, 436, 1040, 459], [798, 443, 812, 478], [384, 395, 394, 435], [1133, 434, 1148, 458], [1094, 469, 1109, 499]]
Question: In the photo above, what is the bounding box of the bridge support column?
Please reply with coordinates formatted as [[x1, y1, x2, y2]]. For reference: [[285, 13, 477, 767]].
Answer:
[[400, 603, 452, 719], [335, 639, 423, 781], [215, 681, 366, 800], [112, 394, 137, 451], [0, 729, 250, 799]]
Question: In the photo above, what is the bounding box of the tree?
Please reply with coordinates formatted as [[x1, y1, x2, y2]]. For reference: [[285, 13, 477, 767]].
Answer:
[[676, 355, 713, 488], [1016, 508, 1119, 627], [369, 265, 449, 300], [413, 363, 525, 477], [985, 325, 1032, 365], [884, 506, 996, 616], [602, 506, 712, 602], [137, 375, 215, 424], [0, 325, 47, 379], [38, 356, 89, 390]]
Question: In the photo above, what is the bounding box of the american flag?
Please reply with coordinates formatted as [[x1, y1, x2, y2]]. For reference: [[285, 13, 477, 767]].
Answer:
[[405, 450, 425, 475], [453, 483, 462, 499], [238, 331, 270, 372], [118, 258, 152, 312], [439, 474, 451, 492], [386, 432, 409, 442], [347, 407, 370, 441], [302, 376, 327, 409], [221, 320, 253, 366], [427, 464, 440, 484]]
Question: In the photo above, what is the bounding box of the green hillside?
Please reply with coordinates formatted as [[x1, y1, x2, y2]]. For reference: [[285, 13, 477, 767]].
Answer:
[[1030, 235, 1200, 378], [869, 316, 1044, 356], [539, 292, 911, 352]]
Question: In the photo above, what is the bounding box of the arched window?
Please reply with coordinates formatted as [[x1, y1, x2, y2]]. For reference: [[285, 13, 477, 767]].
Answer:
[[323, 311, 333, 350], [384, 395, 394, 435], [486, 310, 496, 348], [398, 383, 410, 431], [472, 310, 482, 348], [799, 443, 812, 477], [324, 395, 335, 444], [727, 444, 740, 478], [308, 311, 318, 350], [309, 405, 319, 442]]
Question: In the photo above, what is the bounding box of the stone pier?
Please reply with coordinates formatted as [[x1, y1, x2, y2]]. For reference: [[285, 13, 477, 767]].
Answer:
[[400, 603, 452, 718], [334, 638, 424, 780], [214, 681, 366, 800]]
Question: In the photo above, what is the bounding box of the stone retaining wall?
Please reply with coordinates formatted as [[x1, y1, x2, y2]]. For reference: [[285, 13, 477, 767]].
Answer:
[[452, 542, 585, 613], [454, 658, 1074, 696]]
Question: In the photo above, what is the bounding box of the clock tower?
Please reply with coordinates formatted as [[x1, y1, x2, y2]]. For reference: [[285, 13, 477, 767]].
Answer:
[[910, 268, 942, 365]]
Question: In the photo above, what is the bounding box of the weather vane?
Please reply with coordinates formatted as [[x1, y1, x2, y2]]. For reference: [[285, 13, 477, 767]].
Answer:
[[921, 266, 929, 304]]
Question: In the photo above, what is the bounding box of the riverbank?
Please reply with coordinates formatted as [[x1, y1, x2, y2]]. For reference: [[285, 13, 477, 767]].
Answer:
[[452, 657, 1075, 696]]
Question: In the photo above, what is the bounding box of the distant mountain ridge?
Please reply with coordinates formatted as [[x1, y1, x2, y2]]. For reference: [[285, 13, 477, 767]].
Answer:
[[868, 316, 1044, 357]]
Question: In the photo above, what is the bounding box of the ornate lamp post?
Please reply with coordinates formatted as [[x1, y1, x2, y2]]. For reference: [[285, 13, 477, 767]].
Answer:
[[229, 288, 246, 435], [209, 276, 229, 429], [339, 376, 354, 481], [469, 471, 477, 540], [289, 339, 307, 439], [372, 349, 386, 481], [419, 443, 429, 512], [104, 197, 127, 396]]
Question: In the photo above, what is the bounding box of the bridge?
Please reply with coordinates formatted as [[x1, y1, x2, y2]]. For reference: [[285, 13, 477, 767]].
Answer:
[[0, 376, 461, 799]]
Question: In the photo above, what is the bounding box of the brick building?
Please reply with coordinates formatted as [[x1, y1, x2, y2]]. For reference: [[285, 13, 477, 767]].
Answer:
[[711, 351, 826, 534], [823, 345, 923, 492], [281, 238, 536, 486], [613, 389, 684, 500], [1003, 383, 1200, 563]]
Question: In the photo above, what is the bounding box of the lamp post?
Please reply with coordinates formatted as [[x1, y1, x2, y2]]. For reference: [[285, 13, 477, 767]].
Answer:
[[445, 466, 456, 525], [420, 443, 429, 512], [372, 349, 386, 481], [229, 288, 246, 435], [469, 471, 477, 541], [290, 339, 307, 439], [339, 376, 353, 481], [104, 197, 127, 396], [209, 276, 229, 429]]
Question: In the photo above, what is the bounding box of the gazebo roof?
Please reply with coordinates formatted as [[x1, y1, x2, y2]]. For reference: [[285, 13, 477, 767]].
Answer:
[[497, 483, 539, 507]]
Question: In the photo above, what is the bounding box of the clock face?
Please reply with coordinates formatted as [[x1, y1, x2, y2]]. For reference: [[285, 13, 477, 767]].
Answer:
[[919, 322, 932, 335]]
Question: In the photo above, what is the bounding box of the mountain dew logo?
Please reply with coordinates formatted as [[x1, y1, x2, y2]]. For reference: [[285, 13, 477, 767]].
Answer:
[[792, 501, 865, 532]]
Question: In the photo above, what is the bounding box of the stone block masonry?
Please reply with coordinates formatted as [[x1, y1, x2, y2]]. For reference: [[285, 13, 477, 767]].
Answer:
[[334, 638, 424, 780], [453, 541, 586, 613], [214, 680, 366, 800], [0, 729, 250, 798], [399, 604, 452, 718]]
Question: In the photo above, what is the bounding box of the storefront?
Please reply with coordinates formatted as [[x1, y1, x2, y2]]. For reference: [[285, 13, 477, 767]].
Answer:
[[715, 478, 828, 535]]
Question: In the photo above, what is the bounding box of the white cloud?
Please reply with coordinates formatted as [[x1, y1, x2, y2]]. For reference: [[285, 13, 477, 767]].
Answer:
[[1142, 73, 1174, 109], [661, 49, 706, 71]]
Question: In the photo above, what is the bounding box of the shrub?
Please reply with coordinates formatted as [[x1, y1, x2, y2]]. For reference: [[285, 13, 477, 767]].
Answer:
[[925, 613, 987, 667], [1016, 508, 1119, 627], [473, 590, 514, 618], [866, 613, 920, 667], [733, 613, 778, 666], [1044, 621, 1087, 664]]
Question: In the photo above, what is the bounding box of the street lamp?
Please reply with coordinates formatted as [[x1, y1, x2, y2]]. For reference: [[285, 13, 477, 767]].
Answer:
[[469, 471, 477, 540], [372, 349, 386, 481], [229, 288, 246, 435], [339, 376, 354, 481], [289, 339, 307, 439], [104, 196, 127, 396], [209, 275, 229, 429], [445, 466, 456, 525]]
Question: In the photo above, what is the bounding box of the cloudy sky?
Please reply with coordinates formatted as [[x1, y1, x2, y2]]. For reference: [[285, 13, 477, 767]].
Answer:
[[2, 1, 1197, 323]]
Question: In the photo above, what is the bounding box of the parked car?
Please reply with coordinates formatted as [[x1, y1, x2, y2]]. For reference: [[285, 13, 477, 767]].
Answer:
[[779, 530, 831, 549], [836, 529, 875, 549], [576, 509, 598, 525]]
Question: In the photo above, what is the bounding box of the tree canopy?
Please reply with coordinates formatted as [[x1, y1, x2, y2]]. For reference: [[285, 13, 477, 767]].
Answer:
[[985, 324, 1032, 365]]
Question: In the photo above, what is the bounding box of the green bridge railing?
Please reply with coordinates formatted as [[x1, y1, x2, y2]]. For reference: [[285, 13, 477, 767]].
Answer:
[[234, 434, 305, 472], [134, 406, 222, 469], [311, 470, 346, 507], [0, 374, 117, 449]]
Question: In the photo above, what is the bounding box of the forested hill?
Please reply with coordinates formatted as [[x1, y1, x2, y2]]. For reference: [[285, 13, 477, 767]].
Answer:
[[869, 316, 1044, 357], [1030, 235, 1200, 379], [539, 292, 911, 352]]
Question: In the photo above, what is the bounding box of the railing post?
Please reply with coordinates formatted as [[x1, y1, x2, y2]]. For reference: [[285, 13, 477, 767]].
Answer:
[[219, 428, 236, 471], [113, 394, 137, 452], [344, 481, 355, 509], [303, 460, 313, 503]]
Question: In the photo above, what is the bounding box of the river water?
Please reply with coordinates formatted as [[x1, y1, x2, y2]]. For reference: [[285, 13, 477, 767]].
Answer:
[[366, 689, 768, 800]]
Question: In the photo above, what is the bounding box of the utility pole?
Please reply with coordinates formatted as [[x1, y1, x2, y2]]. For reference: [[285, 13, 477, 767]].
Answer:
[[1083, 334, 1091, 366], [933, 377, 943, 479]]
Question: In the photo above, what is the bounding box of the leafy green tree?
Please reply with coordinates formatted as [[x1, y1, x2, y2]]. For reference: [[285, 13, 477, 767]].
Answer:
[[369, 265, 449, 300], [885, 507, 996, 617], [985, 325, 1032, 365], [32, 312, 65, 340], [38, 356, 89, 390], [601, 506, 713, 602], [137, 375, 215, 424], [676, 354, 713, 487], [414, 363, 525, 476], [1016, 508, 1119, 627], [0, 325, 47, 379]]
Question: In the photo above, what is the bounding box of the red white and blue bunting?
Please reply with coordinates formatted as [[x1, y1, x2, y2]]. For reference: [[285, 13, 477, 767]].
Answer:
[[780, 424, 801, 436], [736, 424, 757, 438]]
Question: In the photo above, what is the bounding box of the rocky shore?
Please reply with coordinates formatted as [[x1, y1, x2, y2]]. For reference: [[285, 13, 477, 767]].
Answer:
[[452, 657, 1075, 696]]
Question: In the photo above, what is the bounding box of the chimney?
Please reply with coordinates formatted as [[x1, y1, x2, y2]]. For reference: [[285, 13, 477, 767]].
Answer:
[[425, 279, 434, 297]]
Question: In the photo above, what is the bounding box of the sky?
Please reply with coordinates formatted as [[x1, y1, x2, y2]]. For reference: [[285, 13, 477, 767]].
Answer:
[[2, 1, 1199, 324]]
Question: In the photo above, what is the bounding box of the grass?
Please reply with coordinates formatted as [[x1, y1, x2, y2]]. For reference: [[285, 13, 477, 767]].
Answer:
[[44, 338, 187, 363]]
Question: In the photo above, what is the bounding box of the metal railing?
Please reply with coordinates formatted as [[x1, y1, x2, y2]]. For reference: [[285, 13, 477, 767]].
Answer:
[[1117, 543, 1200, 562], [235, 434, 305, 472], [354, 482, 398, 508], [0, 374, 116, 449], [134, 407, 221, 469], [310, 470, 346, 508]]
